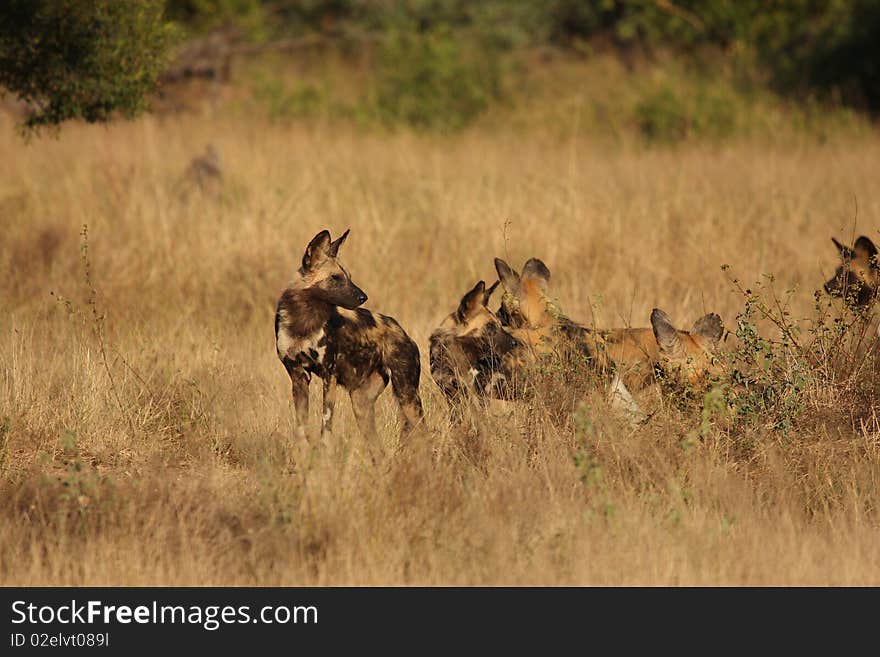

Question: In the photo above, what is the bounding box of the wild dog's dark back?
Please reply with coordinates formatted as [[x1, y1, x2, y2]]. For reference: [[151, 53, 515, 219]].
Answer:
[[328, 307, 423, 413]]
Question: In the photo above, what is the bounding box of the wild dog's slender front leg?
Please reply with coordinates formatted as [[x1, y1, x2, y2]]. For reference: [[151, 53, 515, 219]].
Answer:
[[398, 399, 424, 437], [350, 372, 387, 440], [289, 369, 310, 441], [321, 375, 338, 441]]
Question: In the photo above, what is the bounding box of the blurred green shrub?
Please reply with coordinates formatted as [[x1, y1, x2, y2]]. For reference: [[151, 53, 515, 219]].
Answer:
[[254, 76, 331, 121], [635, 81, 737, 143], [370, 29, 505, 131]]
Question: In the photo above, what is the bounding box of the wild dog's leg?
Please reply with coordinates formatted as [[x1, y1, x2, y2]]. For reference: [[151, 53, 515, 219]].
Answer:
[[350, 372, 386, 439], [389, 341, 425, 437], [289, 369, 310, 441], [321, 375, 337, 441], [398, 399, 424, 436], [607, 372, 646, 426], [351, 373, 387, 463]]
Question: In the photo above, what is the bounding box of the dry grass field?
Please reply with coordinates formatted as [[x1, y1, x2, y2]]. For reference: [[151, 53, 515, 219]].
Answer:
[[1, 106, 879, 585]]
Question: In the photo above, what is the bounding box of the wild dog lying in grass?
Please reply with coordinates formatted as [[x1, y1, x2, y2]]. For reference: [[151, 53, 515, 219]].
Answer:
[[492, 257, 644, 421], [429, 280, 519, 407], [650, 308, 725, 394], [275, 229, 423, 444], [494, 258, 724, 394]]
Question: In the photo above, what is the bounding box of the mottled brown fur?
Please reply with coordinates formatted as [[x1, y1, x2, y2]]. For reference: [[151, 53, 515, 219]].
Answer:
[[824, 236, 880, 309], [275, 229, 423, 443], [429, 280, 519, 404], [822, 235, 880, 361]]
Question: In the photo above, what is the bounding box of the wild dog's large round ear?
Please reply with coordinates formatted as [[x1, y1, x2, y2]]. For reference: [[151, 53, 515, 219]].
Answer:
[[457, 281, 486, 322], [854, 235, 878, 263], [494, 258, 521, 293], [302, 230, 332, 271], [521, 258, 551, 291], [521, 258, 551, 297], [832, 237, 855, 260], [522, 258, 550, 280], [483, 280, 500, 307], [692, 313, 724, 346], [651, 308, 682, 353], [328, 229, 351, 258]]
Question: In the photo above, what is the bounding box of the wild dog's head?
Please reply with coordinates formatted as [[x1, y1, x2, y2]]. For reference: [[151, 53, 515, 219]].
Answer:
[[651, 309, 725, 389], [494, 257, 555, 329], [447, 279, 518, 356], [298, 229, 368, 309], [824, 236, 880, 309], [430, 280, 519, 399]]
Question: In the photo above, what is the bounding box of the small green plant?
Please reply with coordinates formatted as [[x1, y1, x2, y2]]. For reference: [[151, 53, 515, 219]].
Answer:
[[53, 429, 103, 519], [572, 402, 603, 490], [51, 225, 136, 435], [682, 383, 729, 449], [724, 273, 809, 434]]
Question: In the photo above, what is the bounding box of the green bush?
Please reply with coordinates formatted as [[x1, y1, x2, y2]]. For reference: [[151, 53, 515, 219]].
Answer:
[[371, 29, 505, 131], [635, 87, 689, 142], [635, 81, 737, 143], [254, 76, 331, 122]]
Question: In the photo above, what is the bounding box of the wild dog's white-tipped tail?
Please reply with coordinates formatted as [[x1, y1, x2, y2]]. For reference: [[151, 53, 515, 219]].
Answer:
[[607, 373, 646, 426]]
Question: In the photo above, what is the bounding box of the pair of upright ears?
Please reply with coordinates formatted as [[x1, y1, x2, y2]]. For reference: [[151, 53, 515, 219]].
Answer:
[[833, 235, 878, 262], [457, 280, 500, 322], [494, 257, 551, 294], [651, 309, 724, 352], [302, 229, 350, 271]]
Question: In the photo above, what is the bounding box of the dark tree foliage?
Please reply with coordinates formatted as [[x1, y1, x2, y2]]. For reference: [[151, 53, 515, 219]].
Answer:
[[2, 0, 879, 131], [0, 0, 174, 131]]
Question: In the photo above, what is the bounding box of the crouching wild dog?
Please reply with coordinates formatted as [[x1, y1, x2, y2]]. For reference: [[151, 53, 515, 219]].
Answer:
[[493, 257, 644, 421], [650, 308, 724, 392], [495, 258, 724, 394], [429, 280, 519, 405], [275, 229, 423, 442]]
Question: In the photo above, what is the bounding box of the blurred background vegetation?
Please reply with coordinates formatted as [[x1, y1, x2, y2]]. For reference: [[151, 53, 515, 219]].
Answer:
[[1, 1, 879, 140]]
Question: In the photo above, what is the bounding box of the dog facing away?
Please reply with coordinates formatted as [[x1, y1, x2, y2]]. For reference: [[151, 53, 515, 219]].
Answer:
[[429, 280, 520, 406], [650, 308, 725, 391], [275, 229, 424, 443]]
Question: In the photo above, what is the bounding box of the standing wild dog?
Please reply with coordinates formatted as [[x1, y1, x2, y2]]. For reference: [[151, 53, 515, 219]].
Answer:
[[275, 229, 424, 443], [650, 308, 725, 391], [493, 257, 644, 420], [429, 280, 520, 405], [495, 258, 724, 393]]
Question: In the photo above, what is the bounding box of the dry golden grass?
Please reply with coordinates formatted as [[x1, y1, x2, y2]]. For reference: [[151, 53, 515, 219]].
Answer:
[[1, 107, 879, 586]]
